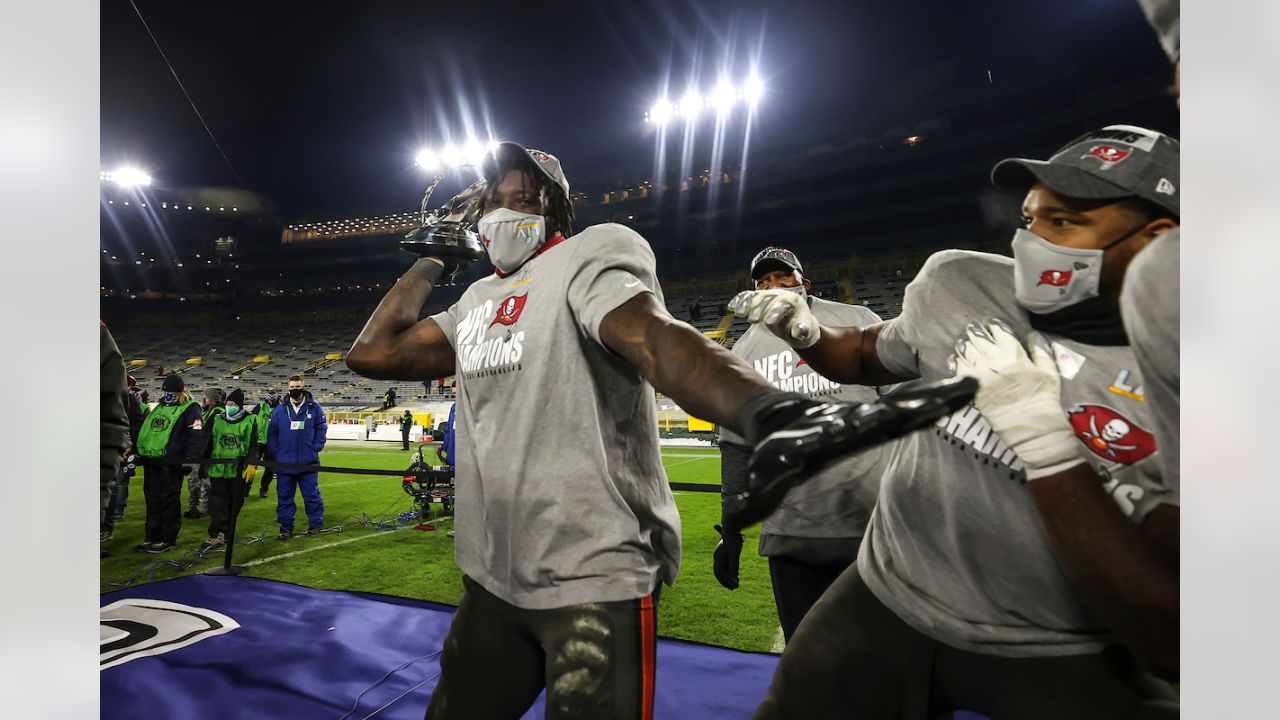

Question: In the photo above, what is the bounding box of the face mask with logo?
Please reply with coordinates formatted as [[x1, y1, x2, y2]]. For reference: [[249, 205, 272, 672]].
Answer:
[[478, 208, 547, 273], [161, 393, 177, 404], [1011, 226, 1143, 314], [225, 404, 242, 419]]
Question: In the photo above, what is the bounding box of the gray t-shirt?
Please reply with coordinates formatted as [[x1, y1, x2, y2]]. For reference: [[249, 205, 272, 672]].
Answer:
[[724, 297, 886, 555], [1120, 229, 1180, 498], [429, 223, 682, 610], [863, 249, 1174, 657]]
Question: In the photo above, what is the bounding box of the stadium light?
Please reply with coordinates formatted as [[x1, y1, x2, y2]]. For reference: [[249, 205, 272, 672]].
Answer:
[[415, 149, 441, 171], [101, 166, 152, 187], [710, 81, 737, 115], [439, 144, 464, 168], [679, 91, 703, 120], [647, 99, 675, 126]]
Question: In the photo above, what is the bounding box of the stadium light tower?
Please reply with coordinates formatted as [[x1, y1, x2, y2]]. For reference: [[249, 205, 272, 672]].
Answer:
[[710, 81, 737, 115], [645, 73, 765, 124], [100, 166, 153, 187]]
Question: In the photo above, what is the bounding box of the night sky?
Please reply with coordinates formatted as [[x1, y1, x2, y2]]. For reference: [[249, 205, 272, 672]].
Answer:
[[101, 0, 1172, 219]]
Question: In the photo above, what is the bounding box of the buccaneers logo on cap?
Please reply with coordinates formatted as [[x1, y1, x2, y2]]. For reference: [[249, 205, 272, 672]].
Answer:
[[1084, 145, 1131, 168], [1067, 405, 1156, 465], [1038, 269, 1073, 287], [490, 294, 528, 327]]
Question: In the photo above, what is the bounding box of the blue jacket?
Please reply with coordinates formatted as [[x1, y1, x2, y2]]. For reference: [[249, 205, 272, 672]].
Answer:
[[441, 403, 457, 468], [267, 391, 328, 467]]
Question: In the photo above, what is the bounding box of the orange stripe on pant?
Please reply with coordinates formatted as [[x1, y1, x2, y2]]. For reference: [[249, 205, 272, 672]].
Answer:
[[640, 592, 656, 720]]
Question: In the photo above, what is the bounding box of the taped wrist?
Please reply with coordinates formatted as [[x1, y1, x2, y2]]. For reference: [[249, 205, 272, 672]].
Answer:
[[407, 257, 445, 284], [732, 386, 810, 446]]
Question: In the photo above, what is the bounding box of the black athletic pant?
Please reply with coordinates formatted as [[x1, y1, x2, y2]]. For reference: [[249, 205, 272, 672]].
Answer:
[[402, 432, 410, 451], [206, 474, 246, 537], [768, 555, 856, 644], [259, 452, 275, 494], [425, 576, 659, 720], [142, 463, 184, 544], [753, 564, 1178, 719]]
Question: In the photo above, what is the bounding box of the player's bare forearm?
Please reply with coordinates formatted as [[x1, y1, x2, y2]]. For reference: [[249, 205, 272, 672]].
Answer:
[[795, 323, 908, 386], [346, 262, 456, 380], [1029, 465, 1179, 680], [600, 293, 770, 435]]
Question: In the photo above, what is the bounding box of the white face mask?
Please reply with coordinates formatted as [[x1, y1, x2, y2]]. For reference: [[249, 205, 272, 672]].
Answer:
[[778, 282, 807, 298], [478, 208, 547, 273]]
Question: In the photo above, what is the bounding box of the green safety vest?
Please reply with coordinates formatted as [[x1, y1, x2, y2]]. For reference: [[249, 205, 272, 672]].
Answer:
[[208, 412, 259, 479], [257, 404, 273, 444], [136, 399, 197, 459]]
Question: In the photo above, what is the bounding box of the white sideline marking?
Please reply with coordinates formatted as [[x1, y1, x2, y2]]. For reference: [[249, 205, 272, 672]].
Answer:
[[242, 527, 409, 567], [662, 456, 715, 471], [662, 452, 719, 457], [771, 626, 786, 654]]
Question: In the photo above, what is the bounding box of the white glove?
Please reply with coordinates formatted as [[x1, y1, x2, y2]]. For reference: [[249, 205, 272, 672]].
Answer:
[[727, 289, 820, 349], [952, 320, 1084, 480]]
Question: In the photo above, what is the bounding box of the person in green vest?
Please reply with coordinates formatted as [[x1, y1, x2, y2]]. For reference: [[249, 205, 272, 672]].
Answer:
[[254, 388, 281, 498], [134, 373, 205, 554], [186, 387, 225, 519], [201, 388, 261, 552]]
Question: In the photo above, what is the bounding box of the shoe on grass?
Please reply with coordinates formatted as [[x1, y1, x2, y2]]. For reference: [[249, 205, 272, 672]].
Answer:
[[133, 542, 153, 552], [278, 530, 292, 541], [143, 542, 176, 554], [100, 531, 114, 543], [199, 534, 226, 552], [304, 527, 322, 537]]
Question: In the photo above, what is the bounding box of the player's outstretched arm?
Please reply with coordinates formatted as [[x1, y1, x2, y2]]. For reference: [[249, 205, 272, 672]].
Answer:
[[599, 292, 770, 435], [955, 320, 1178, 680], [726, 289, 905, 385], [347, 258, 457, 381]]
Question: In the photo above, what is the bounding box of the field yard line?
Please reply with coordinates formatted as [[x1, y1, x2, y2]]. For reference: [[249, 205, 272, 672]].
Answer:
[[662, 456, 715, 471], [242, 528, 408, 567], [661, 452, 719, 457], [771, 626, 786, 653]]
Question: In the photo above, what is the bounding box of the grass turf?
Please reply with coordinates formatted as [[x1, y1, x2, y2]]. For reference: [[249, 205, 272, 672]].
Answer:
[[101, 444, 782, 653]]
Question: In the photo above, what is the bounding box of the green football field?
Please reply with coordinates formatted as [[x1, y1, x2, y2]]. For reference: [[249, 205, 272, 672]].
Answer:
[[100, 444, 784, 653]]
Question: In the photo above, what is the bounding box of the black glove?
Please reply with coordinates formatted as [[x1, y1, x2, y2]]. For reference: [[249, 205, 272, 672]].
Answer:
[[713, 524, 744, 590], [725, 377, 978, 529]]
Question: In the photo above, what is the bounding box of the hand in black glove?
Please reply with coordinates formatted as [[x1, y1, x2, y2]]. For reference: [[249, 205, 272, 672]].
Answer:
[[725, 377, 978, 529], [713, 524, 744, 590]]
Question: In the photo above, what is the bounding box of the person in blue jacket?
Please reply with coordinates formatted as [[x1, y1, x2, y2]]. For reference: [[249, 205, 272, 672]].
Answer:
[[266, 374, 327, 540]]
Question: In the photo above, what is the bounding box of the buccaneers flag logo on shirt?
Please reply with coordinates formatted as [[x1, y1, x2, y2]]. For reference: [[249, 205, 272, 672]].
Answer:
[[1067, 404, 1157, 465], [1038, 269, 1073, 287], [490, 294, 528, 327]]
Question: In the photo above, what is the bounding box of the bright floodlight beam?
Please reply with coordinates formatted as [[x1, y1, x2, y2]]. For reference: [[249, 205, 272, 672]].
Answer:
[[440, 144, 464, 168], [463, 140, 487, 167], [679, 91, 703, 119], [415, 149, 442, 172], [742, 75, 765, 105], [710, 81, 737, 114], [648, 99, 675, 125], [106, 166, 152, 187]]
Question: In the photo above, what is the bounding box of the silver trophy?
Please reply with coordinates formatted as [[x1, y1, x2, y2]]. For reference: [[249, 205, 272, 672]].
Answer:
[[400, 172, 488, 282]]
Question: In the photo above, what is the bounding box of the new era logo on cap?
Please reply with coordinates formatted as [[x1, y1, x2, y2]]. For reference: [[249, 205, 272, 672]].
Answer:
[[1156, 178, 1175, 196]]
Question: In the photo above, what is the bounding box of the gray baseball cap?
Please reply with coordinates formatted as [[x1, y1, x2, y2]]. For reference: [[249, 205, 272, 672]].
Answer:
[[482, 141, 570, 200], [750, 247, 804, 279], [991, 124, 1179, 218]]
